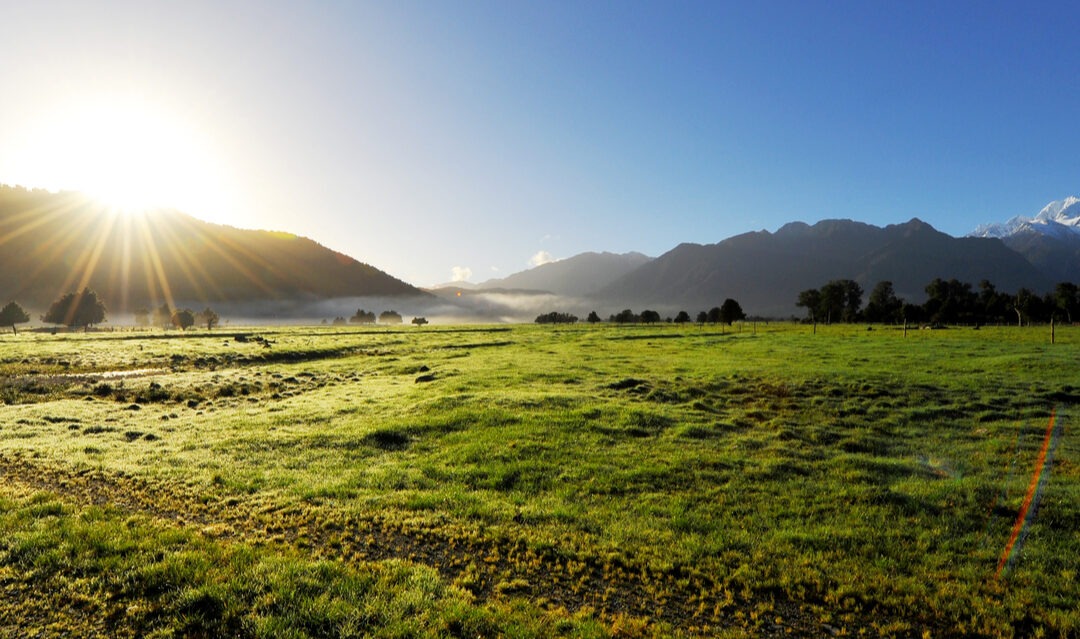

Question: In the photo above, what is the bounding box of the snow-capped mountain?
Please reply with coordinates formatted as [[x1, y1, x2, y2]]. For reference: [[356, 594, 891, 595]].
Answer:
[[971, 197, 1080, 240], [970, 197, 1080, 283]]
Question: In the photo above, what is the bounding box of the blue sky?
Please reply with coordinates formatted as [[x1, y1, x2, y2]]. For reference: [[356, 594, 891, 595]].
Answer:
[[2, 1, 1078, 286]]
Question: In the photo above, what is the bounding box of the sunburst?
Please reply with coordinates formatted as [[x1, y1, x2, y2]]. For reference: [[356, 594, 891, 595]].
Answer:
[[6, 94, 236, 223]]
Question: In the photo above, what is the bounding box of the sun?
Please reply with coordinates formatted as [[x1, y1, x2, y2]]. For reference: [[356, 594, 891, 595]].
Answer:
[[7, 94, 237, 223]]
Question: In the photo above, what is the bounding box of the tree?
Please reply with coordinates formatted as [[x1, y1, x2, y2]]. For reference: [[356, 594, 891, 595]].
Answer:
[[864, 281, 903, 323], [706, 306, 722, 324], [379, 310, 403, 325], [640, 309, 661, 324], [924, 278, 977, 325], [611, 309, 637, 324], [673, 310, 691, 324], [198, 307, 220, 331], [171, 309, 195, 331], [818, 279, 862, 323], [0, 301, 30, 335], [696, 310, 708, 325], [134, 306, 151, 328], [1013, 288, 1047, 326], [718, 299, 745, 325], [332, 316, 347, 325], [43, 288, 107, 329], [411, 316, 429, 327], [977, 280, 1010, 324], [153, 304, 173, 329], [350, 309, 376, 324], [536, 311, 578, 324], [586, 311, 601, 324], [796, 289, 822, 323], [1053, 282, 1080, 323]]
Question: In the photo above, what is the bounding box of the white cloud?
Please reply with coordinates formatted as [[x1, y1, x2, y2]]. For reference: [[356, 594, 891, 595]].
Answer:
[[450, 266, 473, 282], [528, 250, 555, 267]]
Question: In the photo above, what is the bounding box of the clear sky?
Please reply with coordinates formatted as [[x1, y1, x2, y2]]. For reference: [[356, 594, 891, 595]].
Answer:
[[2, 1, 1079, 287]]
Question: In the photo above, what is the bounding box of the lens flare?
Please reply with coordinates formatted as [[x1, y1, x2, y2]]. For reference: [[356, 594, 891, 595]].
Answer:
[[995, 409, 1064, 579]]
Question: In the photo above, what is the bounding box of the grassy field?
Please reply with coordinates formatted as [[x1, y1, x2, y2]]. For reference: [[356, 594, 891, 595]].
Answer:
[[0, 322, 1077, 637]]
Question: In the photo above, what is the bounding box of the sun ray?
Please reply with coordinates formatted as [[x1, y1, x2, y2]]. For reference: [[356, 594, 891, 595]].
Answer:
[[133, 212, 179, 315], [18, 201, 105, 305], [56, 206, 119, 303]]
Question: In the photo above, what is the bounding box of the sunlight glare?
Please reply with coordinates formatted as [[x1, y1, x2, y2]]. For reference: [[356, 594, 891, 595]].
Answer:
[[8, 95, 236, 222]]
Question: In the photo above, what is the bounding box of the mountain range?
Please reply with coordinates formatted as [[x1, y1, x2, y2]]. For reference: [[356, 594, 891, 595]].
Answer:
[[449, 198, 1076, 318], [593, 217, 1050, 316], [2, 183, 1075, 321]]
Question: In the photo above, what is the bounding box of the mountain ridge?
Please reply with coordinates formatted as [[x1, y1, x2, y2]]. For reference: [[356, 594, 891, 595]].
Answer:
[[475, 251, 653, 297], [591, 217, 1051, 316], [0, 185, 426, 316]]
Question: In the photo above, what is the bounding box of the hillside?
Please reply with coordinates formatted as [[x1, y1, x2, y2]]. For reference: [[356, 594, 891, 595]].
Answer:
[[0, 185, 424, 315]]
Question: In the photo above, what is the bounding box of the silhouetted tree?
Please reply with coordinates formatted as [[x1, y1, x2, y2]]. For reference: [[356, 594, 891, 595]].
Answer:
[[536, 311, 578, 324], [172, 309, 195, 331], [640, 309, 661, 324], [706, 306, 722, 324], [977, 280, 1010, 324], [864, 281, 903, 323], [586, 311, 601, 324], [379, 310, 403, 325], [153, 304, 173, 329], [350, 309, 376, 324], [134, 306, 151, 327], [719, 299, 745, 325], [818, 279, 862, 323], [198, 307, 220, 331], [924, 278, 977, 324], [611, 309, 637, 324], [696, 310, 708, 325], [411, 316, 429, 327], [43, 288, 106, 329], [0, 301, 30, 334], [332, 316, 347, 325], [1013, 288, 1046, 326], [901, 302, 925, 325], [796, 289, 822, 324], [673, 310, 691, 324], [1053, 282, 1080, 323]]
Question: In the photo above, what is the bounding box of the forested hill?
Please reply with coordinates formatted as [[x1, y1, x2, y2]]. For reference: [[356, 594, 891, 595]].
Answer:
[[0, 185, 425, 314]]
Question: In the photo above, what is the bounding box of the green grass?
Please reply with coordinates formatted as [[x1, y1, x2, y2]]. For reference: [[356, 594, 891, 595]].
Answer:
[[1, 322, 1078, 637]]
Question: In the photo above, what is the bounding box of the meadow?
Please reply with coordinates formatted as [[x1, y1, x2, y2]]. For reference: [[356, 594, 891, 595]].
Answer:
[[0, 322, 1076, 638]]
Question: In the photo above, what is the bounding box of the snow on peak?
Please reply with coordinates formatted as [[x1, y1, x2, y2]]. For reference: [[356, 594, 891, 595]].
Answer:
[[1034, 196, 1080, 226], [971, 197, 1080, 239]]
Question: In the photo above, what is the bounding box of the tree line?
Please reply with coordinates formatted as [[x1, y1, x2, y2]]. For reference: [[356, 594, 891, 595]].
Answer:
[[535, 299, 747, 326], [0, 288, 221, 333], [797, 278, 1080, 326], [328, 310, 428, 326]]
